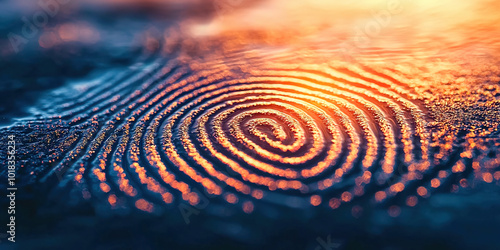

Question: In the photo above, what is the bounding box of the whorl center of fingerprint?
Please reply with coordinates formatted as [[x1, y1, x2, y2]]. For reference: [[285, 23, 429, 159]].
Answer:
[[45, 60, 436, 213], [147, 62, 431, 210]]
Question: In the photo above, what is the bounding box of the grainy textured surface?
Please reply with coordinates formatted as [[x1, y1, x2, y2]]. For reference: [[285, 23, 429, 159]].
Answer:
[[1, 0, 500, 249]]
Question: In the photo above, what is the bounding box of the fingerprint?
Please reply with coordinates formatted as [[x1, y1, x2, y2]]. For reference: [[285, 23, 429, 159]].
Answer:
[[19, 43, 495, 217]]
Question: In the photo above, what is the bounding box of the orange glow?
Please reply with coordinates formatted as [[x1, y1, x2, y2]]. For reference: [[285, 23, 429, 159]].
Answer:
[[390, 183, 405, 193], [375, 191, 386, 202], [341, 192, 352, 202], [438, 171, 448, 179], [162, 192, 173, 204], [75, 174, 83, 182], [58, 23, 78, 41], [100, 183, 111, 193], [406, 196, 418, 207], [108, 194, 117, 206], [243, 201, 254, 214], [452, 161, 466, 173], [135, 199, 154, 212], [431, 179, 441, 188], [329, 198, 341, 209], [494, 171, 500, 181], [225, 193, 238, 204], [472, 161, 480, 170], [483, 173, 493, 183], [460, 179, 469, 188], [310, 195, 321, 206], [186, 192, 200, 206], [417, 187, 428, 197], [35, 0, 500, 217], [251, 190, 264, 199]]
